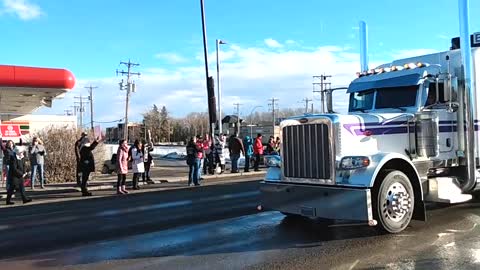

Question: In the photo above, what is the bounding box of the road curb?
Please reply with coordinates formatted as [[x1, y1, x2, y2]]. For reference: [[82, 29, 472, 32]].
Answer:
[[0, 171, 266, 199]]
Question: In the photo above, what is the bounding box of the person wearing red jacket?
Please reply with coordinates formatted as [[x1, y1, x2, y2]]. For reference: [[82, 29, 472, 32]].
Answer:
[[253, 133, 264, 171]]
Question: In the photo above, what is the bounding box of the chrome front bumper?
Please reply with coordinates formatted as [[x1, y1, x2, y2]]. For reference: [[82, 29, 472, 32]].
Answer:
[[260, 181, 373, 221]]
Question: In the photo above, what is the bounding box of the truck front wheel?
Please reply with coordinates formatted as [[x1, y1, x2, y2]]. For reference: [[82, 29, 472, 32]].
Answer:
[[373, 170, 414, 233]]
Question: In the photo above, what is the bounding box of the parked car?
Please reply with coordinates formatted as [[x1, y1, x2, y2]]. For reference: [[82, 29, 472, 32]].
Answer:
[[102, 153, 132, 174]]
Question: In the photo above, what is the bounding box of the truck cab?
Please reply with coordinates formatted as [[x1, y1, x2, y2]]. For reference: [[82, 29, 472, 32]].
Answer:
[[260, 35, 480, 233]]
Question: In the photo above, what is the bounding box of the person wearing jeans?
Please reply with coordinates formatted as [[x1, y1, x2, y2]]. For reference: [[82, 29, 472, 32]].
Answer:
[[253, 134, 264, 171], [29, 137, 46, 189], [228, 134, 244, 173], [243, 136, 253, 172], [186, 137, 200, 186], [195, 136, 204, 183]]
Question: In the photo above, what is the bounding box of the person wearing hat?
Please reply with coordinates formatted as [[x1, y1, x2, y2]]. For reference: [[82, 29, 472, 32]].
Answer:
[[74, 132, 88, 186], [79, 137, 99, 196], [6, 146, 32, 205]]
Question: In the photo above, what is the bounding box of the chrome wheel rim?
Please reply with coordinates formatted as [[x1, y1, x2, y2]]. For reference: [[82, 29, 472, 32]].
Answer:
[[382, 181, 412, 222]]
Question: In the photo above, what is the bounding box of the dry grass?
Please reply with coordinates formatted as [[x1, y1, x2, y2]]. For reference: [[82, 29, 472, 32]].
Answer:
[[32, 127, 106, 183]]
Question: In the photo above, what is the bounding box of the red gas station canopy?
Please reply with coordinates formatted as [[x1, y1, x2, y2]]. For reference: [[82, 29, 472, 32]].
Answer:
[[0, 65, 75, 89], [0, 64, 76, 118]]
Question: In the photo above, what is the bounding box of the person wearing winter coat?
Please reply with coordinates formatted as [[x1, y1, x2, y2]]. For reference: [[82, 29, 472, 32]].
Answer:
[[243, 136, 254, 172], [253, 133, 264, 171], [131, 139, 145, 190], [74, 132, 88, 186], [228, 134, 244, 173], [1, 140, 15, 190], [274, 137, 281, 153], [214, 134, 227, 174], [142, 140, 154, 184], [202, 134, 213, 175], [265, 136, 276, 155], [6, 146, 32, 205], [186, 137, 200, 186], [116, 139, 129, 194], [29, 137, 47, 189], [79, 137, 99, 196]]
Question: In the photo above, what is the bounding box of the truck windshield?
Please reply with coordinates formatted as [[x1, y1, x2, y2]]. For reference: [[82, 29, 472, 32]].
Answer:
[[349, 90, 374, 112], [375, 85, 418, 109]]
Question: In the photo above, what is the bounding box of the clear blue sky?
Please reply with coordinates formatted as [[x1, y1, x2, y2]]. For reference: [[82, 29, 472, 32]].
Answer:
[[1, 0, 480, 121], [2, 0, 479, 78]]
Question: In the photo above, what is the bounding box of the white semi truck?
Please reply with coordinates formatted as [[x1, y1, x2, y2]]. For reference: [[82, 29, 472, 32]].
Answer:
[[259, 2, 480, 233]]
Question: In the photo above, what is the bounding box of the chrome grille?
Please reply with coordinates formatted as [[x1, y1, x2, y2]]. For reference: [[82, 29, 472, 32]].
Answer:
[[282, 123, 331, 180]]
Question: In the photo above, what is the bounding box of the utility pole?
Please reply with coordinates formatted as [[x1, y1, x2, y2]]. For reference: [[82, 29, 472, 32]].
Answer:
[[313, 74, 332, 113], [117, 60, 141, 142], [85, 85, 98, 132], [200, 0, 217, 139], [233, 103, 242, 136], [74, 96, 89, 130], [268, 98, 279, 130], [302, 98, 313, 113]]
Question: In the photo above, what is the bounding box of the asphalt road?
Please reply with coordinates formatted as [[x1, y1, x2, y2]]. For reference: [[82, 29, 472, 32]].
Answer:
[[1, 179, 480, 270]]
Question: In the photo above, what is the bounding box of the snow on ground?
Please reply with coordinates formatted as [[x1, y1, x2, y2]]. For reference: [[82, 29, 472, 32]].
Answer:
[[103, 144, 245, 165]]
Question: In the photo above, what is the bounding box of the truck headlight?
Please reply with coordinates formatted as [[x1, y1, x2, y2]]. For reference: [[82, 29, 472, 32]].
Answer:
[[264, 155, 281, 168], [339, 156, 370, 170]]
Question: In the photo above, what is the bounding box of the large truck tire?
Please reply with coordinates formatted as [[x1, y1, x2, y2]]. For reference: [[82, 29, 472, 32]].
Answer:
[[373, 170, 414, 233]]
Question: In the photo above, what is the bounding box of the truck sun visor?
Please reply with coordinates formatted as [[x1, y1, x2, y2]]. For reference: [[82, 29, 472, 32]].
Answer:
[[347, 73, 422, 93]]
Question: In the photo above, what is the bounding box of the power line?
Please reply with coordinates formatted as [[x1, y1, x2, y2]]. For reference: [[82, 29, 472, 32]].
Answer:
[[301, 98, 313, 113], [268, 98, 279, 129], [73, 95, 89, 129], [117, 60, 141, 142], [313, 74, 332, 113]]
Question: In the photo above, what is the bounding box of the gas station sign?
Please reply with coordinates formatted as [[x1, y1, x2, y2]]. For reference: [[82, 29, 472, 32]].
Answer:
[[0, 124, 21, 138]]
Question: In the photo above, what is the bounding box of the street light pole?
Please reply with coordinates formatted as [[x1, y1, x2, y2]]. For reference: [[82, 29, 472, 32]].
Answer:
[[216, 39, 227, 135]]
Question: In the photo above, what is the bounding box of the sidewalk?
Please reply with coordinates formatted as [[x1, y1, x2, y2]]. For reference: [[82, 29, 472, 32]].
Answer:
[[0, 161, 266, 200]]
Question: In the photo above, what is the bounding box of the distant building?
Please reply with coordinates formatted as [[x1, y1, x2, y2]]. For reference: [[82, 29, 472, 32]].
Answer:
[[0, 114, 77, 143], [239, 122, 280, 143], [105, 122, 144, 144]]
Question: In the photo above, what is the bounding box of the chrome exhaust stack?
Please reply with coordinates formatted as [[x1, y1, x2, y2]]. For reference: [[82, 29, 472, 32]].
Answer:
[[458, 0, 477, 192], [359, 21, 368, 73]]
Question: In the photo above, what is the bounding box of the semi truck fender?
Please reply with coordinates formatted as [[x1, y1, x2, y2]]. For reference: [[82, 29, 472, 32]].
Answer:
[[369, 153, 426, 221], [338, 153, 425, 221]]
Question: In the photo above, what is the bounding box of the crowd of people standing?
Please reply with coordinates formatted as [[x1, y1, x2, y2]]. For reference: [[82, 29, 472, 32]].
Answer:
[[185, 133, 281, 186], [1, 130, 282, 204], [74, 132, 154, 196], [2, 136, 52, 205]]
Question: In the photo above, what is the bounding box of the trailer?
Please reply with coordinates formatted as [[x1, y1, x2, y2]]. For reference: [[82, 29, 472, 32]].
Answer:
[[259, 2, 480, 233]]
